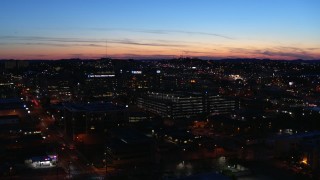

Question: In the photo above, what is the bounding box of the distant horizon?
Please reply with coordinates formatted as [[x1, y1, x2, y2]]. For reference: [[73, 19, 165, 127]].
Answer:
[[1, 56, 319, 61]]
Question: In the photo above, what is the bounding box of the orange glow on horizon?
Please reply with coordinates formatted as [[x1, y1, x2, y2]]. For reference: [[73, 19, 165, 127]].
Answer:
[[1, 42, 320, 60]]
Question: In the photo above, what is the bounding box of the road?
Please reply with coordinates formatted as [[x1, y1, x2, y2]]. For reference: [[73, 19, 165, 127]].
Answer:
[[31, 105, 106, 179]]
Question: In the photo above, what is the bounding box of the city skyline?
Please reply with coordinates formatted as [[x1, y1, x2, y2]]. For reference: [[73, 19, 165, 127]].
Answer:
[[0, 0, 320, 60]]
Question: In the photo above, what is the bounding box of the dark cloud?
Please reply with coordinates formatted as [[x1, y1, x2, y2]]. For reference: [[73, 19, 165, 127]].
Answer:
[[228, 47, 318, 60], [112, 53, 177, 59], [307, 48, 320, 51], [22, 42, 71, 47], [258, 50, 315, 60], [0, 36, 187, 48], [182, 50, 210, 54], [91, 28, 234, 39], [111, 39, 186, 47], [0, 36, 104, 43], [69, 53, 85, 57]]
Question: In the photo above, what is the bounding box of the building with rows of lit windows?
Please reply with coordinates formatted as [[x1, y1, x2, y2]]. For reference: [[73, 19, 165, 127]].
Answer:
[[137, 92, 237, 119]]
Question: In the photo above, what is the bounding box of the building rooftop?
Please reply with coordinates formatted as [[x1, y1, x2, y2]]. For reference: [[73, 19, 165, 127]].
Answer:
[[0, 98, 24, 110], [111, 128, 153, 145], [173, 172, 230, 180], [0, 115, 20, 125], [305, 107, 320, 112], [64, 102, 125, 113], [274, 131, 320, 141]]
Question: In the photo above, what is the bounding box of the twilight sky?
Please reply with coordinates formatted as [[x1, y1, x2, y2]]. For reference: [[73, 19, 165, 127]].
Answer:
[[0, 0, 319, 60]]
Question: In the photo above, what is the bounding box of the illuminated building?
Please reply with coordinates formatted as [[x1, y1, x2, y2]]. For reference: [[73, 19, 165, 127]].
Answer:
[[137, 92, 236, 119], [82, 71, 117, 100], [47, 80, 72, 103], [25, 156, 56, 168]]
